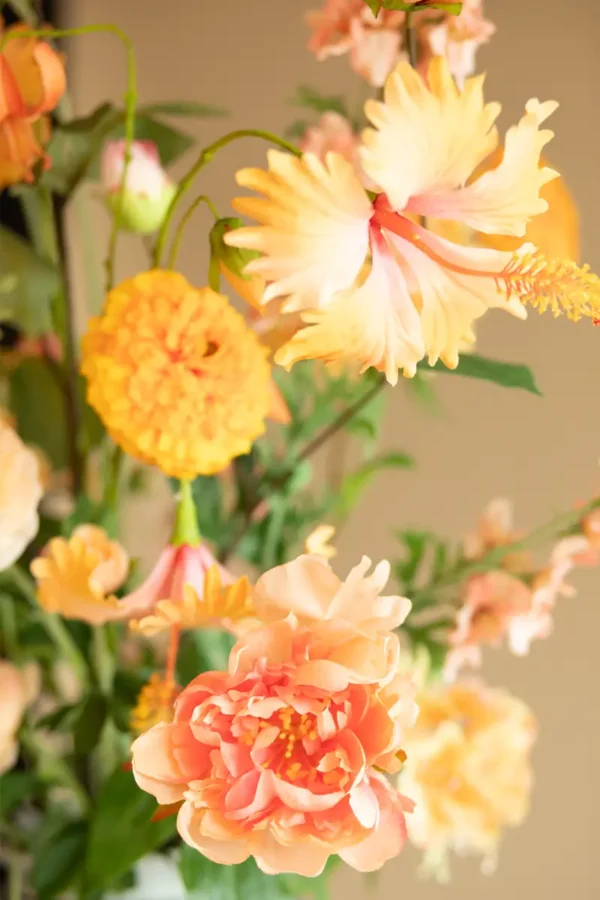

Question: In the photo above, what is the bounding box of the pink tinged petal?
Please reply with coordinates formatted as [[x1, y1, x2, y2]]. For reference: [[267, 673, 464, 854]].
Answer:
[[177, 802, 252, 865], [354, 702, 395, 764], [219, 741, 254, 777], [118, 544, 178, 617], [272, 775, 345, 812], [360, 59, 500, 210], [408, 99, 559, 236], [247, 696, 286, 718], [253, 554, 341, 624], [328, 555, 411, 630], [276, 235, 424, 384], [384, 228, 526, 370], [226, 150, 372, 312], [229, 619, 296, 676], [348, 19, 400, 88], [340, 774, 409, 872], [253, 725, 280, 750], [349, 781, 380, 829], [131, 723, 189, 805], [293, 659, 352, 692], [253, 832, 331, 877]]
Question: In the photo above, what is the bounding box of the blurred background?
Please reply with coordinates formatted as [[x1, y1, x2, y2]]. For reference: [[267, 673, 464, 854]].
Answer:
[[56, 1, 600, 896]]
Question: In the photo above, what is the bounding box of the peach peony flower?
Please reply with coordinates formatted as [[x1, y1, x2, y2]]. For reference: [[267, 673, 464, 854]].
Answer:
[[0, 24, 65, 188], [226, 58, 597, 384], [0, 660, 40, 774], [299, 112, 374, 189], [101, 140, 177, 235], [132, 601, 417, 875], [31, 525, 130, 625], [399, 680, 536, 881], [0, 417, 44, 570], [306, 0, 404, 87], [125, 542, 253, 636], [424, 0, 495, 88], [81, 272, 272, 479]]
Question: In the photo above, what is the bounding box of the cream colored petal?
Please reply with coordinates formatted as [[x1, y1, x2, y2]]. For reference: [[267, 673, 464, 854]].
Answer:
[[253, 554, 341, 624], [275, 236, 424, 384], [385, 227, 526, 369], [360, 58, 500, 210], [408, 100, 559, 237], [225, 150, 371, 312]]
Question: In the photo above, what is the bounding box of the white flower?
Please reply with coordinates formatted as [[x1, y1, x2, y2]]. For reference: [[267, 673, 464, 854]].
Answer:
[[0, 418, 43, 570]]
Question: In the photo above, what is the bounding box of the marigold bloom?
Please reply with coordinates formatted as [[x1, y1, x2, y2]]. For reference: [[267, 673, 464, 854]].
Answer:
[[227, 59, 596, 384], [132, 600, 417, 875], [399, 680, 536, 881], [81, 272, 272, 479], [130, 673, 179, 735], [0, 24, 65, 188], [31, 525, 130, 625], [0, 660, 39, 774], [0, 417, 43, 570]]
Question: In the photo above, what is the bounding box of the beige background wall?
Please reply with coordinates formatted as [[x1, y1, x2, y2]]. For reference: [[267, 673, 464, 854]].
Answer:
[[64, 1, 600, 896]]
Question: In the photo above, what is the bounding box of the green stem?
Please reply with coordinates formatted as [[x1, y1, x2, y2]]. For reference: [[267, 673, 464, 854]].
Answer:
[[171, 479, 202, 547], [3, 566, 90, 689], [104, 444, 124, 511], [8, 850, 23, 900], [166, 194, 219, 269], [153, 129, 301, 268], [92, 625, 115, 695], [410, 497, 600, 608], [405, 12, 419, 68], [0, 25, 138, 294]]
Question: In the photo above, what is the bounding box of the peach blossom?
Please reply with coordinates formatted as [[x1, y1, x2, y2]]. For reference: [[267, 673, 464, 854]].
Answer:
[[0, 660, 40, 774], [306, 0, 404, 87], [132, 611, 416, 875], [399, 680, 535, 880]]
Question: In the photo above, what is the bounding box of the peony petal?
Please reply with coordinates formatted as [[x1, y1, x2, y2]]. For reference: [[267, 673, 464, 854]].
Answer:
[[360, 58, 500, 211], [340, 773, 408, 872], [349, 780, 380, 829], [253, 554, 341, 623], [177, 802, 252, 864], [226, 150, 371, 312], [132, 724, 190, 805], [275, 234, 424, 384], [253, 831, 331, 877], [407, 100, 559, 237], [272, 774, 344, 812]]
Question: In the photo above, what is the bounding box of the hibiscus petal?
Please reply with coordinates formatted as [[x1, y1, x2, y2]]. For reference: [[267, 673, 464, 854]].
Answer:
[[360, 57, 500, 210], [275, 235, 424, 384], [226, 150, 371, 312], [407, 99, 559, 237]]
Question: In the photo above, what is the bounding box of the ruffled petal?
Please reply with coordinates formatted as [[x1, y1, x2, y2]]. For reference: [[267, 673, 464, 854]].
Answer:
[[225, 150, 372, 311], [407, 100, 559, 237], [254, 831, 331, 877], [275, 234, 424, 384], [360, 57, 500, 210], [253, 553, 341, 624]]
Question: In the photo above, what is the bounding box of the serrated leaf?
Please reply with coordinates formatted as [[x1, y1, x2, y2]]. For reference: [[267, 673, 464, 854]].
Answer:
[[425, 354, 542, 395], [140, 101, 228, 118], [0, 227, 59, 334], [335, 452, 414, 518]]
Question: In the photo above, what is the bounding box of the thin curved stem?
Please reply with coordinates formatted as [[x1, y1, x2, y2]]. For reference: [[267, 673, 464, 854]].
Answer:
[[166, 194, 219, 269], [404, 11, 418, 68], [1, 26, 139, 294], [153, 129, 301, 268]]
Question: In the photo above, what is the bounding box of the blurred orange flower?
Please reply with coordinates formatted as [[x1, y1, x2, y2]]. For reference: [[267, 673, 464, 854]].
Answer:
[[0, 24, 65, 188]]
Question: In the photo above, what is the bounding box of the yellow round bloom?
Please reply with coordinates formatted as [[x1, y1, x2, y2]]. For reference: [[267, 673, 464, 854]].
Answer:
[[130, 673, 178, 735], [399, 680, 536, 881], [31, 525, 129, 625], [81, 270, 272, 479]]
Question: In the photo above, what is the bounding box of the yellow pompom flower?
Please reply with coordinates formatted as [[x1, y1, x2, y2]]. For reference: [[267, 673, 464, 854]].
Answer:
[[130, 673, 179, 735], [81, 270, 272, 479]]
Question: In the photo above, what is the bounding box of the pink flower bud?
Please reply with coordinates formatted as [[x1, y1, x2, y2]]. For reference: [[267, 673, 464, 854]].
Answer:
[[100, 140, 176, 235]]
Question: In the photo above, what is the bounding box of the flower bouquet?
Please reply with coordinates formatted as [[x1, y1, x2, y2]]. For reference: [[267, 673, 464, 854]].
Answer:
[[0, 0, 598, 897]]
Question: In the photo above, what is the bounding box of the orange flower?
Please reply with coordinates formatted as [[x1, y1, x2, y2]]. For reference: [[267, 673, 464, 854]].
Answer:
[[132, 609, 417, 875], [31, 525, 130, 625], [0, 24, 65, 188], [81, 271, 272, 479]]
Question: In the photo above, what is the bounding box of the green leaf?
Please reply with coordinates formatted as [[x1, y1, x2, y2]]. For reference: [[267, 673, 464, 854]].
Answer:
[[177, 629, 234, 685], [395, 530, 431, 586], [83, 767, 176, 893], [73, 692, 108, 756], [290, 85, 349, 118], [41, 102, 121, 194], [0, 227, 59, 334], [8, 357, 68, 468], [0, 771, 41, 816], [425, 354, 542, 395], [31, 819, 88, 900], [139, 101, 228, 118], [180, 846, 237, 899], [335, 452, 414, 518], [210, 217, 260, 282]]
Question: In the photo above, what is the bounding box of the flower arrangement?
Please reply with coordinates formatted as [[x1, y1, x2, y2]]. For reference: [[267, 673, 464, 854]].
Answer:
[[0, 1, 597, 897]]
